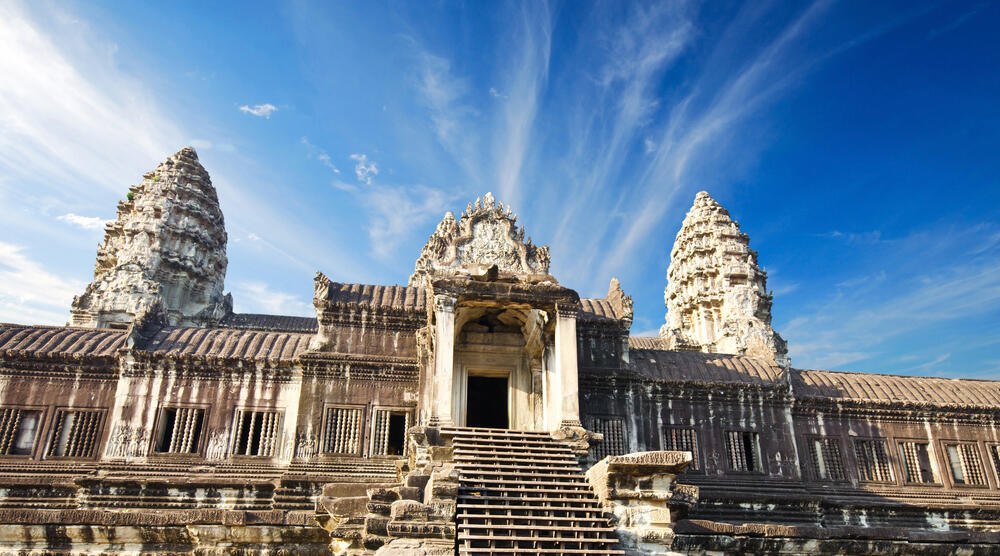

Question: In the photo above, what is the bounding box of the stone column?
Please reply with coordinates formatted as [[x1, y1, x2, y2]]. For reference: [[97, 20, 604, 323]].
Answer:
[[432, 295, 457, 427], [555, 306, 581, 428]]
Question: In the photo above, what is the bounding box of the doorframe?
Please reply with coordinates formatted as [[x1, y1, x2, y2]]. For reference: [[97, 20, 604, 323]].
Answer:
[[459, 368, 511, 428]]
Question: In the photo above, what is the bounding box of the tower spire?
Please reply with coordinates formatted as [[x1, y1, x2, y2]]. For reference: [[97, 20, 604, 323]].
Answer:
[[70, 147, 230, 328], [660, 191, 789, 366]]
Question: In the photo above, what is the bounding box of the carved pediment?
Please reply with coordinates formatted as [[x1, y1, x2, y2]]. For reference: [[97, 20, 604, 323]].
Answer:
[[409, 192, 551, 286]]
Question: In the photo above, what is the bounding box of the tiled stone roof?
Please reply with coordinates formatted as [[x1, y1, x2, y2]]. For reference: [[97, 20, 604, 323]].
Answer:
[[792, 369, 1000, 409], [627, 336, 785, 386], [320, 282, 426, 312], [144, 327, 311, 363], [219, 312, 318, 333], [0, 324, 126, 358], [579, 298, 624, 322]]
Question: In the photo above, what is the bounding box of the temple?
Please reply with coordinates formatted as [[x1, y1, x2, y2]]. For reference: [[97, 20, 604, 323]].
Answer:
[[1, 147, 999, 554]]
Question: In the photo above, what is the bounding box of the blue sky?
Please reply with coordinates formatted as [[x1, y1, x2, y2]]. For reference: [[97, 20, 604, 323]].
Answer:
[[0, 1, 997, 378]]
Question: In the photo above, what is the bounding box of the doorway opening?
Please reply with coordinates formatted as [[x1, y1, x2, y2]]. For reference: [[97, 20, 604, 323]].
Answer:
[[466, 375, 508, 429]]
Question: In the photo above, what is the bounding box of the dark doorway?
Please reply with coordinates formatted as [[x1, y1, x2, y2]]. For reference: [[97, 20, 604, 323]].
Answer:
[[466, 375, 508, 429]]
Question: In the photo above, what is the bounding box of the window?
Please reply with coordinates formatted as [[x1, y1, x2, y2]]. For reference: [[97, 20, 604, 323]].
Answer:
[[854, 438, 894, 482], [370, 408, 410, 456], [154, 407, 206, 454], [808, 437, 846, 481], [0, 408, 42, 456], [945, 443, 987, 486], [898, 441, 936, 484], [589, 416, 627, 461], [991, 445, 1000, 483], [323, 406, 363, 455], [231, 409, 281, 457], [46, 409, 103, 458], [726, 431, 762, 472], [662, 427, 699, 469]]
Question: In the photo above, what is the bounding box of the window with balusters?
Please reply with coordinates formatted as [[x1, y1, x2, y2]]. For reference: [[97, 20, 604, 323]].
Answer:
[[47, 408, 103, 459], [231, 409, 281, 457], [323, 405, 364, 455], [0, 407, 43, 457], [153, 406, 206, 454]]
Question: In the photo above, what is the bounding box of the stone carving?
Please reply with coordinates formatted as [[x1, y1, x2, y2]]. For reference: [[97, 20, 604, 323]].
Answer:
[[104, 424, 149, 459], [295, 431, 318, 459], [409, 192, 551, 286], [205, 429, 230, 461], [660, 191, 789, 366], [71, 147, 231, 329], [606, 277, 634, 325], [585, 450, 699, 552]]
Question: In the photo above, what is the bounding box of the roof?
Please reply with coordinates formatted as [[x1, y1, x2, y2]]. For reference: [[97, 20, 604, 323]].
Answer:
[[792, 369, 1000, 409], [627, 336, 785, 387], [0, 324, 126, 358], [144, 327, 311, 363], [219, 312, 318, 333], [579, 298, 628, 322], [320, 282, 426, 312]]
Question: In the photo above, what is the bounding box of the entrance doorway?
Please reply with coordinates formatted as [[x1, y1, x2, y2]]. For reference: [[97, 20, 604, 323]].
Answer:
[[466, 375, 508, 429]]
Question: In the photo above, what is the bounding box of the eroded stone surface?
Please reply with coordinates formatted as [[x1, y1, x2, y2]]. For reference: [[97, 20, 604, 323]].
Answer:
[[71, 147, 229, 328], [660, 191, 789, 366]]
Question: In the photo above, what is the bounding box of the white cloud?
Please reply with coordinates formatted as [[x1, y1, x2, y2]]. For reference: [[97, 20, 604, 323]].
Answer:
[[361, 185, 451, 258], [189, 138, 213, 149], [301, 136, 341, 174], [239, 103, 277, 118], [488, 87, 508, 99], [0, 241, 82, 325], [350, 153, 379, 184], [318, 153, 340, 174], [247, 232, 260, 241], [233, 281, 312, 316], [0, 1, 184, 196], [57, 213, 106, 230]]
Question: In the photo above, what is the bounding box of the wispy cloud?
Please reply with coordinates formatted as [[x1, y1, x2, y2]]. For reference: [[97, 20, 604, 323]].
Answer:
[[57, 213, 106, 230], [783, 223, 1000, 372], [362, 185, 451, 259], [493, 3, 553, 208], [0, 241, 81, 325], [239, 103, 277, 118], [301, 136, 341, 174], [0, 1, 183, 196], [233, 281, 312, 316], [350, 153, 378, 184]]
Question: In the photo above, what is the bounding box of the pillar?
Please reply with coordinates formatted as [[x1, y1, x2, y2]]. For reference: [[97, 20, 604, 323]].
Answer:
[[432, 295, 457, 426], [555, 305, 581, 428]]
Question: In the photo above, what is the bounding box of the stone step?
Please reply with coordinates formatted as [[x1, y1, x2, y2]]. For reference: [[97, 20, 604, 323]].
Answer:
[[441, 427, 550, 439], [459, 522, 616, 534], [454, 462, 583, 473], [458, 546, 625, 556], [457, 512, 612, 524], [459, 533, 620, 544], [458, 481, 597, 500], [452, 439, 569, 450], [455, 452, 580, 467], [460, 477, 592, 489], [458, 469, 590, 481], [448, 426, 621, 555], [458, 494, 602, 507], [457, 501, 606, 514]]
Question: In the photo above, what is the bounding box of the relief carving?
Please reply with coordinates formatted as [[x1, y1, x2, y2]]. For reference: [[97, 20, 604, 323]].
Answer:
[[409, 192, 551, 285]]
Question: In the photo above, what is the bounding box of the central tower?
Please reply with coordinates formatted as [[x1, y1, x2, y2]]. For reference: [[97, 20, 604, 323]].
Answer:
[[410, 193, 581, 432]]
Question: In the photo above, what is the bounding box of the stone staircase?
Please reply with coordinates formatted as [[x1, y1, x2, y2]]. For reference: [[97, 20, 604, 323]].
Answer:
[[445, 427, 624, 555]]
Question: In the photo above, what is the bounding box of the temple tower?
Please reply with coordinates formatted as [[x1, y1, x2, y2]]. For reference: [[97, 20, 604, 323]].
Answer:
[[70, 147, 230, 329], [660, 191, 789, 366]]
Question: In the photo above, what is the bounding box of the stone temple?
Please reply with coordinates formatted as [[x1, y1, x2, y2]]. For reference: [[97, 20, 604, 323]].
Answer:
[[1, 148, 999, 555]]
